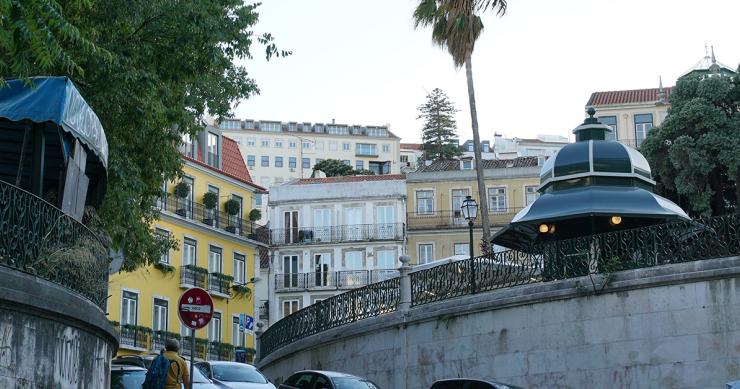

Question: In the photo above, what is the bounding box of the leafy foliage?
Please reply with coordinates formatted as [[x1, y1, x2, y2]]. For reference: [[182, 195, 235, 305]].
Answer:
[[418, 88, 461, 161], [641, 69, 740, 216], [313, 159, 376, 177], [202, 192, 218, 209], [224, 199, 241, 216], [248, 208, 262, 221], [1, 0, 289, 271]]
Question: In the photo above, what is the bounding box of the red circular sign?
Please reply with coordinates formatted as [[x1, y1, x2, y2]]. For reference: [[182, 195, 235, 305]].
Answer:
[[178, 288, 214, 330]]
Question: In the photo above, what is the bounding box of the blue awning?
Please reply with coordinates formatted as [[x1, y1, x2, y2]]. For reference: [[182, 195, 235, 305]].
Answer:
[[0, 77, 108, 169]]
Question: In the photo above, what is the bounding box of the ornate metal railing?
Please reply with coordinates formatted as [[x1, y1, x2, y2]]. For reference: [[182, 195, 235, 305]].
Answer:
[[208, 273, 232, 296], [406, 209, 524, 230], [260, 277, 400, 357], [116, 325, 150, 350], [274, 269, 399, 291], [156, 194, 269, 244], [180, 266, 207, 289], [260, 213, 740, 358], [270, 223, 405, 246], [0, 180, 109, 309], [150, 331, 180, 352]]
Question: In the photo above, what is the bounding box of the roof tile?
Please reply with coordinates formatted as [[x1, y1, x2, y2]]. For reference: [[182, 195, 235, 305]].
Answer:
[[183, 135, 265, 191], [587, 87, 673, 106], [291, 174, 406, 185], [415, 157, 540, 173]]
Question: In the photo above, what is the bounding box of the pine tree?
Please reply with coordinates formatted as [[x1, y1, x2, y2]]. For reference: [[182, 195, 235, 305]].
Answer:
[[417, 88, 461, 161]]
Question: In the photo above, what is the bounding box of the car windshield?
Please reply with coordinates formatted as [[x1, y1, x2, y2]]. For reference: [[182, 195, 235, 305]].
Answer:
[[110, 369, 145, 389], [332, 377, 379, 389], [211, 364, 267, 383], [187, 363, 210, 383]]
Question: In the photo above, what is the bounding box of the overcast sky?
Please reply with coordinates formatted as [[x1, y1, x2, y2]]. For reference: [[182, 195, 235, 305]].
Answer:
[[233, 0, 740, 143]]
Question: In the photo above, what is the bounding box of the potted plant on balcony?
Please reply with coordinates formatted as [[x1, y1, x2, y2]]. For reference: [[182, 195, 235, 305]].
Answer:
[[248, 208, 261, 222], [174, 182, 190, 217], [231, 283, 251, 300], [153, 261, 175, 276], [223, 199, 240, 233], [182, 264, 209, 287], [209, 272, 234, 295], [202, 192, 219, 226]]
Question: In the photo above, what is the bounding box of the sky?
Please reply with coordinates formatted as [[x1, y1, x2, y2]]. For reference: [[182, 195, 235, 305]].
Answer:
[[233, 0, 740, 143]]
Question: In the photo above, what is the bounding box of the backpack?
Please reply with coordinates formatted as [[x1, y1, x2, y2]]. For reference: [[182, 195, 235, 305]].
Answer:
[[142, 353, 176, 389]]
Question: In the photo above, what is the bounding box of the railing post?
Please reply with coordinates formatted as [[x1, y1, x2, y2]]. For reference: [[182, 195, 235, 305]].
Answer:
[[254, 322, 264, 363], [398, 255, 412, 313]]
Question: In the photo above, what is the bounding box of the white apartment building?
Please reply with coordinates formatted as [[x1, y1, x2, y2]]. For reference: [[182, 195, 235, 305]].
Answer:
[[266, 175, 406, 325], [490, 134, 569, 160], [219, 119, 402, 189], [400, 143, 424, 173]]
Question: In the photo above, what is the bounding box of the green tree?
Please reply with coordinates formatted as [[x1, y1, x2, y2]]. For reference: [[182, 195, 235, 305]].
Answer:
[[313, 159, 376, 177], [2, 0, 289, 270], [413, 0, 508, 241], [641, 69, 740, 216], [418, 88, 461, 161]]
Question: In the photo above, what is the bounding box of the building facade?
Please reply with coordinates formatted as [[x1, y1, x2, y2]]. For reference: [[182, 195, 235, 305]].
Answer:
[[400, 143, 424, 173], [108, 127, 268, 362], [406, 157, 541, 264], [266, 175, 406, 325]]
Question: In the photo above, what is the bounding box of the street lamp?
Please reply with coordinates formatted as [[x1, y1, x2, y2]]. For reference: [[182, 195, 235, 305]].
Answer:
[[461, 195, 478, 293]]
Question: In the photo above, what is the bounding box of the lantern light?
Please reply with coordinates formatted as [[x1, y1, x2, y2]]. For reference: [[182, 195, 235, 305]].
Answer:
[[539, 224, 549, 233], [610, 216, 622, 225]]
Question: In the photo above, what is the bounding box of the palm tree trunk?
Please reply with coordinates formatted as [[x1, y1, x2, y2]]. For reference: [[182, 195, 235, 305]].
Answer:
[[465, 53, 491, 244]]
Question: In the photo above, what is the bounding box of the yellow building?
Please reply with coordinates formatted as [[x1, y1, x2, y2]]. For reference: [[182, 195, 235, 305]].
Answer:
[[108, 126, 268, 362], [406, 157, 541, 263]]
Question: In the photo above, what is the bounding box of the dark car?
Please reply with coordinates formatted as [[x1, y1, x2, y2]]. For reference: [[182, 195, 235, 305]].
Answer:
[[110, 364, 146, 389], [430, 378, 524, 389], [278, 370, 379, 389]]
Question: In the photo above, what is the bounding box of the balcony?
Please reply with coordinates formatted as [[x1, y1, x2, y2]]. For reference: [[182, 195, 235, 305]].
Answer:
[[156, 194, 269, 244], [208, 273, 232, 297], [207, 342, 234, 361], [406, 210, 523, 230], [181, 337, 209, 360], [180, 266, 208, 289], [275, 269, 399, 292], [150, 331, 180, 352], [115, 324, 150, 351], [271, 223, 404, 246]]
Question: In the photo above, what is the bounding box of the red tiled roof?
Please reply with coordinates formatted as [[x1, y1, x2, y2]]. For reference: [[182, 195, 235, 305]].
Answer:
[[292, 174, 406, 185], [415, 157, 539, 173], [182, 135, 266, 192], [401, 143, 423, 150], [587, 87, 673, 106]]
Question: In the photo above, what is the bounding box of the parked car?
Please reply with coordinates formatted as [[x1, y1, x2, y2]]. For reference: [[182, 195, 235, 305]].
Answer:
[[278, 370, 379, 389], [430, 378, 524, 389], [196, 361, 275, 389], [109, 359, 224, 389]]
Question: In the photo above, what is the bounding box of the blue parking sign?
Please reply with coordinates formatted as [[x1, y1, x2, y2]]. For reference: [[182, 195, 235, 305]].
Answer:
[[245, 315, 254, 333]]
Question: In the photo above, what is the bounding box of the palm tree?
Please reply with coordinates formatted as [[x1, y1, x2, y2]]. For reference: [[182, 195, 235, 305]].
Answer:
[[413, 0, 507, 247]]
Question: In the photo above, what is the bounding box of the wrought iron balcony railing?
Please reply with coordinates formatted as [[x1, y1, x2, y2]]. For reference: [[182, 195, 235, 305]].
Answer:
[[275, 269, 400, 291], [156, 194, 269, 244], [0, 180, 109, 309], [208, 273, 232, 296], [406, 209, 524, 230], [207, 342, 234, 361], [116, 325, 150, 350], [270, 223, 404, 246], [180, 266, 207, 289], [150, 331, 180, 352]]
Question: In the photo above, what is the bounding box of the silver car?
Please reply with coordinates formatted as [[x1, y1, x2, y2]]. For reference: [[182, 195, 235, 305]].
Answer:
[[109, 360, 221, 389], [196, 361, 276, 389]]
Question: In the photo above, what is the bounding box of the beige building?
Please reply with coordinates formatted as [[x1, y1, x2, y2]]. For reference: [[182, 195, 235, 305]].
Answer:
[[405, 157, 541, 264]]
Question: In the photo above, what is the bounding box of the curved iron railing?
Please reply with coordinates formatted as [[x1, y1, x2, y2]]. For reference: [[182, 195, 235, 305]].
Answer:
[[260, 277, 400, 357], [260, 213, 740, 358], [0, 180, 109, 309]]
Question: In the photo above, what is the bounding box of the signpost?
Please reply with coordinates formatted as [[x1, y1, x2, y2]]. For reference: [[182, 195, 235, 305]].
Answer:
[[178, 288, 213, 389]]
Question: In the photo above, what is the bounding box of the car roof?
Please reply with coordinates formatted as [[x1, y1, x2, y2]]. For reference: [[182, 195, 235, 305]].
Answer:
[[111, 364, 146, 372], [432, 378, 524, 388], [293, 370, 363, 379], [204, 361, 258, 367]]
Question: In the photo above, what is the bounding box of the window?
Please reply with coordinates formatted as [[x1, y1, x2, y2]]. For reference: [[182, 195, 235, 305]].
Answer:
[[314, 253, 331, 287], [233, 253, 246, 284], [246, 155, 255, 167], [451, 188, 470, 222], [400, 155, 409, 163], [206, 132, 219, 167], [261, 156, 269, 167], [375, 205, 394, 238], [416, 190, 434, 214], [462, 160, 473, 170], [261, 139, 270, 148], [329, 142, 338, 151], [282, 299, 300, 318], [316, 141, 325, 151], [289, 157, 297, 169], [342, 142, 351, 151], [246, 137, 256, 147], [418, 244, 434, 264], [153, 298, 168, 331], [121, 291, 138, 325], [232, 316, 245, 347], [356, 143, 377, 156], [355, 160, 364, 170], [275, 156, 283, 168], [181, 134, 196, 158], [634, 114, 653, 145], [182, 238, 197, 266], [366, 127, 388, 137], [287, 122, 298, 132], [252, 194, 262, 209], [302, 141, 311, 149], [208, 246, 223, 274], [600, 115, 618, 140], [482, 143, 490, 152], [454, 243, 469, 256], [155, 228, 170, 263], [259, 122, 281, 132], [288, 141, 297, 149], [181, 176, 194, 218], [488, 187, 507, 213], [328, 125, 349, 135], [382, 144, 390, 153], [342, 160, 351, 166], [209, 312, 221, 342], [525, 185, 539, 206], [376, 250, 395, 269], [282, 255, 299, 287], [302, 158, 310, 169], [467, 143, 474, 152], [344, 251, 363, 269], [369, 161, 390, 175]]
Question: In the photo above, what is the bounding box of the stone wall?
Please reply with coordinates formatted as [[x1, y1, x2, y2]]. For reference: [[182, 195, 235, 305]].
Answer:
[[0, 267, 117, 388], [258, 256, 740, 389]]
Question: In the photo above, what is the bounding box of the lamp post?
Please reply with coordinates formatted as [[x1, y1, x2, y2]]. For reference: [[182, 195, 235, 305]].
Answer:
[[461, 195, 478, 293]]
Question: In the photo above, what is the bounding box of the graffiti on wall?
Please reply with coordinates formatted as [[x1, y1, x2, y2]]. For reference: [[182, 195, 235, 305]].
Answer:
[[53, 327, 80, 387]]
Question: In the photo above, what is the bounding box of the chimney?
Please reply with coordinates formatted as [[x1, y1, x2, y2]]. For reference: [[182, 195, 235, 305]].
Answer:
[[332, 118, 336, 124]]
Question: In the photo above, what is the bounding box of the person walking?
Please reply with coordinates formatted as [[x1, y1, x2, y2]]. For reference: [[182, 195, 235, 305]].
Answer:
[[163, 339, 190, 389]]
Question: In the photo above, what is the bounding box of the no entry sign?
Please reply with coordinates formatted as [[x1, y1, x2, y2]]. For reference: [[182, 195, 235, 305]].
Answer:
[[178, 287, 214, 330]]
